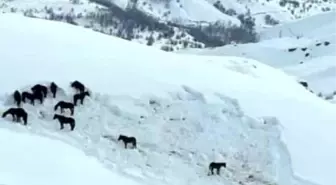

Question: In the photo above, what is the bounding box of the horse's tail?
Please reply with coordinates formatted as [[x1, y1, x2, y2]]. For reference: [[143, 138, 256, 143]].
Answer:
[[21, 93, 26, 102]]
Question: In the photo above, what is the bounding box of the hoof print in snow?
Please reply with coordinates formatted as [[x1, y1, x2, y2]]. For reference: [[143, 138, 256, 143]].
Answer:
[[169, 117, 186, 121], [324, 41, 330, 46], [299, 61, 304, 64], [146, 163, 152, 167], [305, 53, 310, 57], [316, 42, 322, 46], [301, 47, 307, 51], [140, 115, 145, 119], [149, 99, 160, 106], [288, 48, 297, 52]]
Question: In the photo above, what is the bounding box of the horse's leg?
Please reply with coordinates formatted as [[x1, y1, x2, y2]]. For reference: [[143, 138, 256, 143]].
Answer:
[[24, 116, 27, 125], [71, 108, 74, 116], [80, 98, 84, 105], [60, 122, 64, 130], [61, 108, 64, 113], [70, 123, 75, 131], [124, 142, 127, 149], [217, 168, 220, 175], [210, 166, 215, 175]]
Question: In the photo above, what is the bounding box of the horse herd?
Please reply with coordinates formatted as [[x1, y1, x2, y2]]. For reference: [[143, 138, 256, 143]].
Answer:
[[2, 81, 138, 147], [2, 81, 89, 131], [1, 81, 227, 176]]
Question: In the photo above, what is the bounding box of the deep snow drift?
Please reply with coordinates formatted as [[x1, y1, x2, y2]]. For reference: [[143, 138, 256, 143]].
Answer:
[[0, 14, 335, 185], [0, 128, 143, 185]]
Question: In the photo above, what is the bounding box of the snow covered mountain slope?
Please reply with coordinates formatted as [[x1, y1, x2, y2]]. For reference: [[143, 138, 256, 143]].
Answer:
[[0, 14, 335, 185], [259, 11, 336, 40], [1, 0, 335, 51], [0, 128, 143, 185], [179, 11, 336, 101]]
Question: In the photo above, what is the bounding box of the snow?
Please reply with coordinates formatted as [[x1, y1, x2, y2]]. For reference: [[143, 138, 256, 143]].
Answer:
[[260, 11, 336, 40], [178, 11, 336, 96], [137, 0, 240, 25], [177, 12, 336, 184], [0, 13, 335, 185], [0, 128, 143, 185]]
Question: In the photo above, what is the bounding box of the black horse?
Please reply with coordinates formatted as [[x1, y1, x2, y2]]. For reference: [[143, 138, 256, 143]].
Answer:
[[22, 91, 43, 105], [54, 101, 74, 115], [53, 114, 75, 131], [118, 135, 137, 149], [73, 91, 90, 106], [71, 80, 85, 93], [31, 84, 48, 98], [299, 81, 308, 88], [208, 162, 227, 175], [50, 82, 58, 98], [2, 107, 28, 125], [13, 90, 21, 107]]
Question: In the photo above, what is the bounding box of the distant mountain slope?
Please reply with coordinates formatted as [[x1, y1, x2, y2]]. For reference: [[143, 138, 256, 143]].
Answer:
[[179, 11, 336, 102], [0, 0, 335, 51]]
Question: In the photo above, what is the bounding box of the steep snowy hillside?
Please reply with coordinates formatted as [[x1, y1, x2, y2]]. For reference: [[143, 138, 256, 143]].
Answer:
[[0, 128, 144, 185], [1, 0, 335, 51], [0, 14, 335, 185], [179, 11, 336, 102]]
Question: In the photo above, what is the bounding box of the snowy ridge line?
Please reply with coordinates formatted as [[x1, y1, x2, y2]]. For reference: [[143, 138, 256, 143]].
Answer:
[[0, 82, 295, 185]]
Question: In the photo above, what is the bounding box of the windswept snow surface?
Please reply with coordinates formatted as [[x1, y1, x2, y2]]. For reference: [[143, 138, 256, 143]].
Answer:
[[179, 11, 336, 97], [180, 13, 336, 185], [0, 14, 335, 185], [259, 11, 336, 40], [0, 129, 143, 185]]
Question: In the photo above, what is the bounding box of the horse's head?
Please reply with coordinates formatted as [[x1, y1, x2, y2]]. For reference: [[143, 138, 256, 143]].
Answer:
[[84, 91, 90, 97], [117, 135, 123, 141], [53, 114, 58, 120]]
